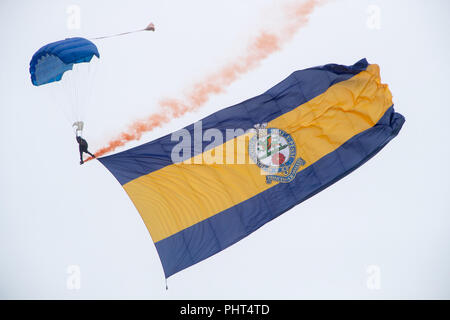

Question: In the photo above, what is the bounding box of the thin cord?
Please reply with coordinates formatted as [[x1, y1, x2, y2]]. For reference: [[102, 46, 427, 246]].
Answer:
[[89, 23, 154, 40], [90, 29, 145, 40]]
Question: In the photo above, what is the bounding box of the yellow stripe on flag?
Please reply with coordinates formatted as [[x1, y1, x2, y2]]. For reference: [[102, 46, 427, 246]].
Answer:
[[123, 64, 392, 242]]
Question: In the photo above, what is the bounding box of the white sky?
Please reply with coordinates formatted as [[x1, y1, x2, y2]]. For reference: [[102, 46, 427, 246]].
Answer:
[[1, 0, 449, 299]]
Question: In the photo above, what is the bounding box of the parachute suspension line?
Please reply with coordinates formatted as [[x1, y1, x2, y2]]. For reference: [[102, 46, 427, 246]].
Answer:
[[74, 63, 82, 121], [69, 68, 79, 122], [89, 23, 155, 40], [66, 69, 76, 121], [75, 62, 82, 122], [165, 278, 168, 290], [84, 57, 99, 124], [82, 61, 90, 120], [73, 72, 79, 121], [61, 72, 77, 123], [71, 66, 78, 122], [49, 83, 72, 127]]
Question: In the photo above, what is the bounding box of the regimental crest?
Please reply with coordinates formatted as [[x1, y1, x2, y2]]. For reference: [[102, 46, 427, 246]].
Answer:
[[249, 123, 306, 184]]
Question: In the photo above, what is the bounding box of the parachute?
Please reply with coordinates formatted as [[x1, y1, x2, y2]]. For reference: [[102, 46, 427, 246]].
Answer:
[[29, 37, 100, 128], [29, 37, 99, 86]]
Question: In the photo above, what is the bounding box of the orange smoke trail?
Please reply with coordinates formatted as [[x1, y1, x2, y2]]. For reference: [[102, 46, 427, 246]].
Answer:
[[88, 0, 324, 160]]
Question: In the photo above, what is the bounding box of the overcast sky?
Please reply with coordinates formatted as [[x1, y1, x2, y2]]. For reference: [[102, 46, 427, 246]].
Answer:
[[1, 0, 449, 299]]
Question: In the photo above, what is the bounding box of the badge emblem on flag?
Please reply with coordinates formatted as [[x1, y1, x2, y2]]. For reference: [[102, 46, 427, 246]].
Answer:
[[249, 123, 306, 184]]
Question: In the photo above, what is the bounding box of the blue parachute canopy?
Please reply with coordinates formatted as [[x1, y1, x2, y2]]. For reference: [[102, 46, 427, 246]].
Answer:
[[29, 37, 100, 86]]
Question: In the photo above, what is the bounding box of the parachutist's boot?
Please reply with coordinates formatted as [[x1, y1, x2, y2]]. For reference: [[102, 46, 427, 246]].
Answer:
[[80, 160, 84, 165]]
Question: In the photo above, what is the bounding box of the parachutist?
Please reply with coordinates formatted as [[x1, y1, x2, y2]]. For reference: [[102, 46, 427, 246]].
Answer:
[[76, 135, 95, 165]]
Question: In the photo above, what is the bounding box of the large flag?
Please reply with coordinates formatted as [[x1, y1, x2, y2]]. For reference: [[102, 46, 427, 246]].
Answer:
[[99, 59, 405, 278]]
